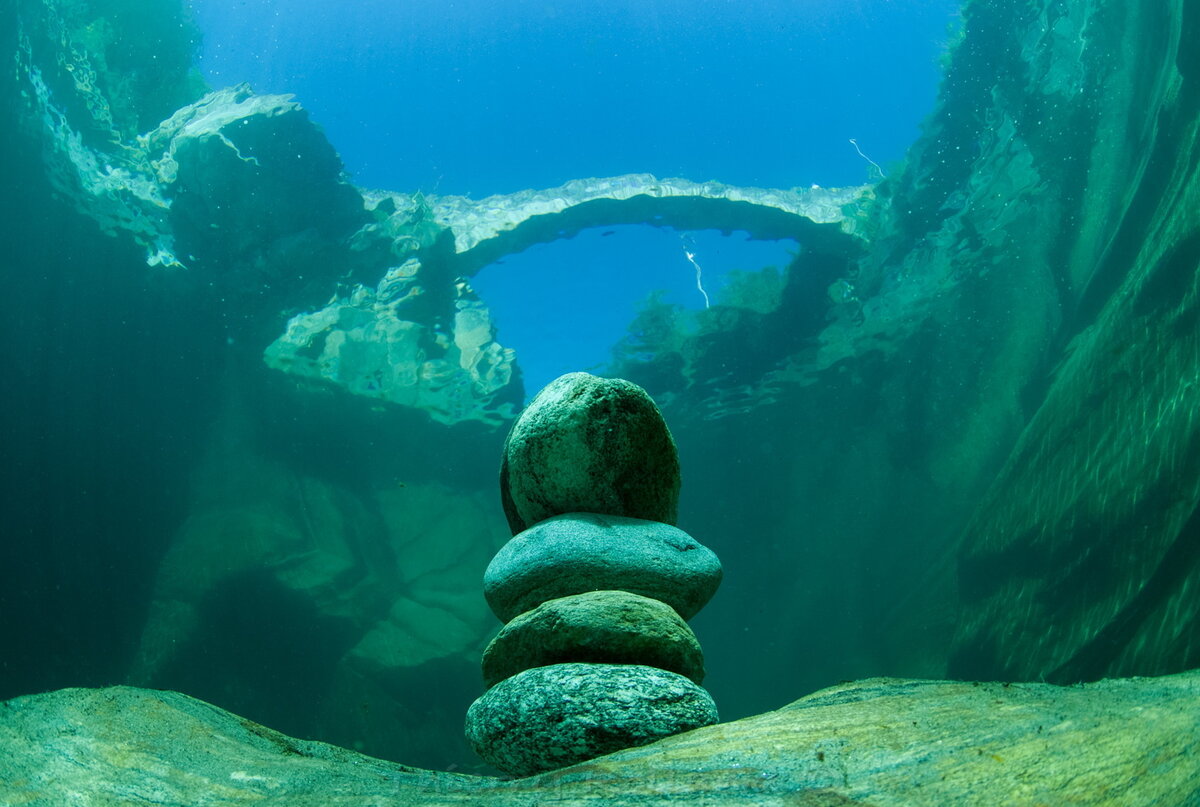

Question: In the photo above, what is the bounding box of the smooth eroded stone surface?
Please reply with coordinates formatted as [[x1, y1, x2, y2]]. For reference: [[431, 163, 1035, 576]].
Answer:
[[481, 590, 705, 687], [465, 663, 718, 777], [4, 672, 1200, 805], [500, 372, 680, 534], [484, 513, 722, 622]]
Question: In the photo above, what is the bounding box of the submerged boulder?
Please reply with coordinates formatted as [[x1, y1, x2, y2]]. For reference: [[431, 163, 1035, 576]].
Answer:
[[465, 663, 719, 777], [148, 84, 368, 280], [500, 373, 681, 534]]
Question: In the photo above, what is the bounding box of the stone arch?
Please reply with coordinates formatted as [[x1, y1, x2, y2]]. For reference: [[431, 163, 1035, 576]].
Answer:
[[267, 175, 873, 425], [431, 174, 870, 276]]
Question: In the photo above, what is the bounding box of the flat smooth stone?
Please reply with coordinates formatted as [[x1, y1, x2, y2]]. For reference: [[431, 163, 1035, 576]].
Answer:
[[5, 671, 1200, 804], [483, 513, 722, 622], [481, 590, 705, 687], [464, 663, 718, 777], [500, 373, 680, 534]]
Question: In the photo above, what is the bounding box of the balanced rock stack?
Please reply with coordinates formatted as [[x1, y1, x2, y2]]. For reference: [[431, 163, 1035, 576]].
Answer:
[[465, 372, 723, 776]]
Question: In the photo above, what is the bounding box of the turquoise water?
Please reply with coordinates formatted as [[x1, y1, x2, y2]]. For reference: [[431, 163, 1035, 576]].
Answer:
[[187, 0, 960, 394], [7, 0, 1197, 779]]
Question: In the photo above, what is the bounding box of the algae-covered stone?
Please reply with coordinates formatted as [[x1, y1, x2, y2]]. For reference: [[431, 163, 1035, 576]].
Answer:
[[481, 590, 705, 687], [465, 663, 718, 777], [484, 513, 722, 622], [500, 372, 680, 534], [5, 672, 1200, 804]]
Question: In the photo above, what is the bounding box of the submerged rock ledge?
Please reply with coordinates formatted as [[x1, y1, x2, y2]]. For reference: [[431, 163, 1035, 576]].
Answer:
[[3, 670, 1197, 805]]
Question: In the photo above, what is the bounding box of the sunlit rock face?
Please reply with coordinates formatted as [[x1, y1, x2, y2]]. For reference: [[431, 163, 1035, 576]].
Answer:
[[262, 257, 522, 427]]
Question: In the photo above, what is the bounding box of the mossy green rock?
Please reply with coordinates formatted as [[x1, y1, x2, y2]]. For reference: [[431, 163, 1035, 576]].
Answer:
[[499, 372, 680, 534], [481, 590, 705, 687], [465, 663, 718, 777], [484, 513, 722, 622], [5, 671, 1200, 804]]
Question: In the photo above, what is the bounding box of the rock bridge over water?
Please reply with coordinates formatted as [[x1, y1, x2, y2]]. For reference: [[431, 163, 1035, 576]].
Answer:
[[430, 174, 869, 275], [25, 78, 871, 425], [266, 171, 872, 424]]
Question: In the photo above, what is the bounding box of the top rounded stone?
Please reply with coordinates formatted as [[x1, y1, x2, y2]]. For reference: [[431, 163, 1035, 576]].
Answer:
[[500, 372, 680, 534]]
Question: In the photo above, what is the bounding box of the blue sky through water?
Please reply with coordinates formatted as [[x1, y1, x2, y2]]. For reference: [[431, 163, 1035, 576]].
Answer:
[[187, 0, 962, 396]]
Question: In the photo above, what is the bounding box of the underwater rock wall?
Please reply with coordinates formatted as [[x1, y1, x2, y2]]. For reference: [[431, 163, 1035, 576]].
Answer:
[[946, 0, 1200, 682], [263, 176, 863, 422], [771, 0, 1200, 684], [890, 0, 1200, 683], [126, 398, 511, 767], [646, 0, 1200, 709], [10, 0, 202, 265], [5, 0, 513, 768], [14, 0, 524, 425]]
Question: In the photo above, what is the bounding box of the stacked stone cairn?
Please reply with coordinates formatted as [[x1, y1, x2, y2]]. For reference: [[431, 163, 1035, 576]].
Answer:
[[464, 372, 723, 776]]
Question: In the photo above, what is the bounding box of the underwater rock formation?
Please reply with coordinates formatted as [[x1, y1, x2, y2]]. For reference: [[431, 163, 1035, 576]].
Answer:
[[8, 0, 1200, 786], [16, 12, 863, 428], [909, 0, 1200, 685], [4, 671, 1198, 804], [262, 257, 521, 425], [469, 374, 721, 774], [431, 174, 870, 276], [500, 372, 682, 532], [484, 513, 722, 623], [654, 0, 1200, 706], [481, 590, 705, 687], [264, 177, 865, 424], [125, 396, 511, 768], [14, 24, 523, 424], [948, 51, 1200, 681], [11, 0, 197, 268], [466, 664, 718, 778], [147, 85, 367, 283]]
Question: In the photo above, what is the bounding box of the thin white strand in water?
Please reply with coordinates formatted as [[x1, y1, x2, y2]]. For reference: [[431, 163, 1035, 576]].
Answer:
[[849, 138, 887, 178], [683, 247, 711, 309]]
